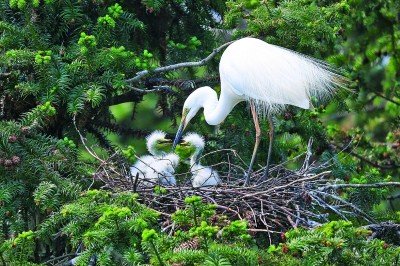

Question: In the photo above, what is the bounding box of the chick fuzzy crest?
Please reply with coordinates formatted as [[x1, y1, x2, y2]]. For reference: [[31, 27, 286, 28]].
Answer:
[[146, 130, 167, 156]]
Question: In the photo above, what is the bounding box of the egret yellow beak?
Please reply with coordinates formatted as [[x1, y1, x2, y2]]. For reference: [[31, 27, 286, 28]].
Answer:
[[173, 113, 188, 149]]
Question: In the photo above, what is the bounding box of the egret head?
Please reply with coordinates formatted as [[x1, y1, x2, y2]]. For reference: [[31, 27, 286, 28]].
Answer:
[[146, 130, 172, 156], [173, 87, 213, 148]]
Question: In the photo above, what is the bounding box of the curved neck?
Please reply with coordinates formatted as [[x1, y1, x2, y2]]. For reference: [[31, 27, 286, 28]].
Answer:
[[202, 89, 240, 126], [190, 146, 203, 166], [190, 146, 204, 173], [149, 147, 168, 158]]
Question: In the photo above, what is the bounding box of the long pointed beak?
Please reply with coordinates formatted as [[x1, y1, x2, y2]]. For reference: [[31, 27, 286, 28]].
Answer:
[[173, 119, 186, 149]]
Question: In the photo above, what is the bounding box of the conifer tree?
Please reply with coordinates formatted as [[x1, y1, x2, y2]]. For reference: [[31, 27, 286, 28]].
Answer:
[[1, 0, 399, 264]]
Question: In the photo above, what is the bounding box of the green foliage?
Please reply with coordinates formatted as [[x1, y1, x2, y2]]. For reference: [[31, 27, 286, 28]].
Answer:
[[0, 0, 225, 259], [267, 220, 400, 266], [222, 220, 252, 243], [36, 190, 159, 265], [1, 0, 399, 264], [173, 195, 216, 227], [34, 50, 52, 65], [0, 230, 36, 264]]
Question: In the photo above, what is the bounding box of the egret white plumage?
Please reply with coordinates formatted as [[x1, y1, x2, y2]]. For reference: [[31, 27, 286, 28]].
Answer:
[[173, 37, 346, 185], [181, 132, 221, 188], [130, 130, 179, 186]]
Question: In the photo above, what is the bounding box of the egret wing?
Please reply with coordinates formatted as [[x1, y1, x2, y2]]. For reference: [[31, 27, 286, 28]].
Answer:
[[219, 38, 345, 115]]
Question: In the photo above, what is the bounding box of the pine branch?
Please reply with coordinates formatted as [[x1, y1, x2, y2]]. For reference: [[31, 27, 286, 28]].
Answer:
[[0, 72, 11, 78], [95, 121, 150, 137], [330, 143, 400, 170], [107, 85, 172, 106], [109, 76, 220, 106], [126, 41, 234, 83], [108, 90, 141, 106], [374, 92, 400, 106], [87, 125, 114, 152]]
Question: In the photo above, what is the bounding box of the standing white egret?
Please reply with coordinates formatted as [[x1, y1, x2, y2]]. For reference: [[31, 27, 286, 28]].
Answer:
[[172, 37, 346, 185], [130, 130, 179, 186], [181, 132, 221, 188]]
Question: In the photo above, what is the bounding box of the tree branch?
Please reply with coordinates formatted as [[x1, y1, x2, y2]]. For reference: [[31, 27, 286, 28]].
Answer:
[[374, 92, 400, 106], [330, 143, 400, 170], [43, 253, 77, 265], [95, 121, 150, 138], [0, 72, 11, 78], [319, 182, 400, 191], [108, 85, 174, 106], [126, 41, 233, 83]]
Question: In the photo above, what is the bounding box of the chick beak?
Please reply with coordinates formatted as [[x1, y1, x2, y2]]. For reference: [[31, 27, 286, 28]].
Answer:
[[179, 141, 190, 147], [159, 138, 172, 144]]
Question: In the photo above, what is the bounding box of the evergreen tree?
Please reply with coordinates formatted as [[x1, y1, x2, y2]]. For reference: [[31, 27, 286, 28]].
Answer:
[[1, 0, 399, 264]]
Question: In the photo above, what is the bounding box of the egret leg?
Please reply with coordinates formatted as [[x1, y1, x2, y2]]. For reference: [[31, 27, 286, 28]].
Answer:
[[262, 115, 274, 180], [244, 102, 261, 186]]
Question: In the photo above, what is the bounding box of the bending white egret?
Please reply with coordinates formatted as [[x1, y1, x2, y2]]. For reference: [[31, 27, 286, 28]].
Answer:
[[181, 132, 221, 188], [130, 130, 179, 186], [173, 37, 345, 185]]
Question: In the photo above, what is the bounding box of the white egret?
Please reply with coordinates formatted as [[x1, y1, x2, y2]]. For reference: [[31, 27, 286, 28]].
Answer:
[[173, 37, 346, 185], [181, 132, 221, 188], [130, 130, 179, 186]]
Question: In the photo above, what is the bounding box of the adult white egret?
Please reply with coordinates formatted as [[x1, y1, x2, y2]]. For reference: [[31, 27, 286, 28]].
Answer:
[[130, 130, 179, 186], [181, 132, 221, 188], [173, 37, 346, 185]]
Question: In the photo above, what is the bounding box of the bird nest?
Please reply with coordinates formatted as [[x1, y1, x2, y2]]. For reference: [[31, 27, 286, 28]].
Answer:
[[92, 140, 375, 239]]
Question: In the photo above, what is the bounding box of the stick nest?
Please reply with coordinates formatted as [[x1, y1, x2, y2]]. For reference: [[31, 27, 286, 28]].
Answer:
[[93, 139, 375, 236]]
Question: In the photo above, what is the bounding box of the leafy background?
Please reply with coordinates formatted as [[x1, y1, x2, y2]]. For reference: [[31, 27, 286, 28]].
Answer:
[[0, 0, 399, 265]]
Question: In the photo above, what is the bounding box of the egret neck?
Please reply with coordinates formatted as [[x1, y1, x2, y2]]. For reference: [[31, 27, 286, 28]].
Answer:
[[173, 86, 242, 149], [201, 86, 242, 126]]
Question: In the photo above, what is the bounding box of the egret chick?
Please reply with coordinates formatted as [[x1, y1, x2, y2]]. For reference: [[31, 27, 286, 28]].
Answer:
[[181, 133, 221, 188], [146, 153, 179, 186], [130, 130, 178, 186]]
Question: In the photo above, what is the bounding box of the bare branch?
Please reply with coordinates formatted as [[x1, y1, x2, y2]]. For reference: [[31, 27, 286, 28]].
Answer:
[[126, 41, 234, 83], [319, 182, 400, 191]]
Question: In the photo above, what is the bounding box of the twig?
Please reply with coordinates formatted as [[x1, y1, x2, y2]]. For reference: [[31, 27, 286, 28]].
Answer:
[[43, 253, 77, 265], [73, 115, 105, 164], [300, 138, 313, 173], [243, 171, 331, 198], [314, 190, 374, 223]]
